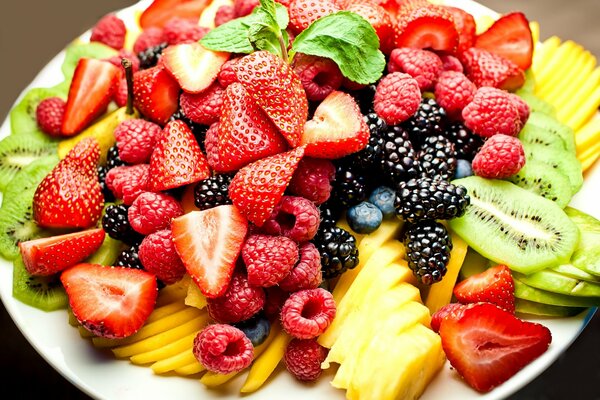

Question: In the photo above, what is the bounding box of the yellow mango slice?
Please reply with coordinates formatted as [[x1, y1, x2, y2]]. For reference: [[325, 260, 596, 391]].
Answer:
[[185, 280, 208, 310], [152, 349, 198, 374], [130, 332, 197, 365]]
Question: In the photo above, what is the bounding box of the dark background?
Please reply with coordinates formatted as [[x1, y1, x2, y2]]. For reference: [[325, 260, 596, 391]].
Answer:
[[0, 0, 599, 399]]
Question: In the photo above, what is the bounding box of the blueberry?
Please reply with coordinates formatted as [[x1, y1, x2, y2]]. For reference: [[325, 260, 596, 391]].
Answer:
[[347, 201, 383, 234], [368, 186, 396, 218], [454, 159, 473, 179], [234, 313, 270, 347]]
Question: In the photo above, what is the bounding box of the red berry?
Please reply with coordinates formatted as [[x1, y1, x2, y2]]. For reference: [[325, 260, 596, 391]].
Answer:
[[434, 71, 476, 119], [454, 264, 516, 313], [114, 119, 162, 164], [105, 49, 140, 75], [509, 93, 530, 127], [218, 58, 240, 87], [443, 6, 476, 54], [90, 13, 127, 50], [439, 54, 463, 73], [394, 3, 459, 53], [344, 1, 395, 55], [279, 242, 322, 292], [133, 66, 180, 125], [284, 338, 328, 381], [233, 0, 260, 17], [206, 271, 266, 323], [133, 27, 166, 54], [106, 164, 151, 205], [264, 286, 290, 319], [462, 87, 521, 138], [180, 82, 225, 126], [193, 324, 254, 374], [242, 234, 299, 287], [36, 97, 66, 137], [472, 134, 526, 179], [138, 229, 186, 285], [163, 17, 210, 45], [114, 78, 129, 108], [128, 191, 183, 235], [287, 157, 336, 205], [260, 196, 321, 242], [215, 5, 235, 26], [288, 0, 340, 34], [373, 72, 421, 126], [292, 53, 343, 102], [430, 302, 468, 333], [280, 288, 336, 339], [388, 48, 442, 91], [461, 47, 525, 91]]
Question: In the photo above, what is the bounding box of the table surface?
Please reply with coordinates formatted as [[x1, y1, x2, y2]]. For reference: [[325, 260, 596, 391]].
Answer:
[[0, 1, 599, 399]]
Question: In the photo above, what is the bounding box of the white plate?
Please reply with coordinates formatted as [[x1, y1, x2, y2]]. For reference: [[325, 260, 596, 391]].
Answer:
[[0, 0, 598, 399]]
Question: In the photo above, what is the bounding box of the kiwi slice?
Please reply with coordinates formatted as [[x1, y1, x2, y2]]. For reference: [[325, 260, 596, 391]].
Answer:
[[522, 142, 583, 195], [517, 69, 536, 94], [515, 298, 586, 318], [85, 235, 126, 266], [515, 92, 556, 116], [0, 135, 58, 191], [527, 112, 576, 154], [519, 123, 567, 152], [564, 207, 600, 277], [0, 156, 59, 260], [9, 86, 67, 136], [514, 277, 599, 307], [448, 177, 579, 274], [551, 264, 600, 284], [12, 256, 68, 311], [514, 270, 600, 298], [61, 41, 118, 83], [508, 159, 572, 208]]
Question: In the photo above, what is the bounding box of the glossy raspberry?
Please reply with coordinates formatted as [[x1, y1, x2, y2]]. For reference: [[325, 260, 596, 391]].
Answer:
[[279, 242, 322, 292], [440, 54, 463, 73], [234, 0, 260, 17], [215, 5, 235, 26], [288, 158, 336, 205], [472, 134, 526, 179], [264, 286, 290, 319], [509, 93, 530, 127], [138, 229, 186, 285], [292, 53, 343, 101], [163, 17, 210, 45], [36, 97, 65, 136], [388, 48, 442, 91], [206, 271, 266, 323], [373, 72, 421, 126], [284, 338, 328, 381], [242, 234, 299, 287], [133, 27, 166, 54], [90, 13, 126, 50], [193, 324, 254, 374], [218, 58, 240, 87], [260, 196, 321, 242], [114, 119, 162, 164], [128, 191, 183, 235], [434, 71, 477, 119], [105, 164, 151, 205], [462, 87, 522, 138], [280, 288, 336, 339], [179, 83, 225, 126], [288, 0, 340, 34]]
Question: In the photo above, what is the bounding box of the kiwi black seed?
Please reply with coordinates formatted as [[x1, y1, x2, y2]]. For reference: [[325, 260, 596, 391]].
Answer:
[[12, 257, 68, 311], [508, 159, 573, 208], [0, 135, 58, 191], [522, 142, 584, 195], [526, 112, 577, 154]]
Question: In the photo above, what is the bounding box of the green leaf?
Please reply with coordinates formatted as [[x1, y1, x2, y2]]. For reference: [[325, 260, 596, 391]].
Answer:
[[200, 17, 255, 54], [291, 11, 385, 85]]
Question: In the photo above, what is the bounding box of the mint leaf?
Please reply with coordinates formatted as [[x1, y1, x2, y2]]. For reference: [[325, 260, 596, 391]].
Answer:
[[291, 11, 385, 85], [200, 17, 254, 54]]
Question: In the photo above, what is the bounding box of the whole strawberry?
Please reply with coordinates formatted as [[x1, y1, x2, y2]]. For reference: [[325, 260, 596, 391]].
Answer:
[[33, 138, 103, 228], [288, 0, 340, 34]]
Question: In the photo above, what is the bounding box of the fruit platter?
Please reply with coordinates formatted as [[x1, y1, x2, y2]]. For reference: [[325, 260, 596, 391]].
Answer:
[[1, 0, 600, 399]]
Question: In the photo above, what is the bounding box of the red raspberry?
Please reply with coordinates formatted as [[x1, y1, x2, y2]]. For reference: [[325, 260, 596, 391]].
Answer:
[[275, 0, 292, 6], [260, 196, 321, 242], [264, 286, 290, 319], [218, 58, 240, 87], [90, 13, 127, 50], [279, 242, 322, 292], [114, 78, 129, 108], [373, 72, 421, 126], [388, 48, 442, 91], [179, 83, 225, 125], [472, 134, 526, 179], [288, 157, 336, 205], [234, 0, 260, 17], [204, 122, 224, 171], [163, 17, 210, 45], [288, 0, 340, 34], [292, 53, 343, 101], [193, 324, 254, 374], [114, 119, 162, 164], [341, 77, 366, 91], [462, 87, 522, 138], [206, 271, 266, 323], [509, 93, 530, 127], [36, 97, 65, 137], [434, 71, 476, 119], [215, 5, 235, 26], [284, 338, 328, 381], [105, 49, 140, 75], [133, 27, 165, 54], [461, 47, 525, 91], [128, 191, 183, 235], [106, 164, 151, 205], [439, 54, 463, 73], [242, 234, 299, 287], [280, 288, 336, 339], [138, 229, 186, 285]]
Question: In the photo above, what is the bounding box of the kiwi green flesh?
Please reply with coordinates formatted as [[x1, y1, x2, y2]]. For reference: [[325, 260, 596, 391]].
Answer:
[[519, 123, 568, 153], [516, 91, 556, 117], [448, 177, 579, 273], [85, 235, 126, 266], [551, 264, 600, 283], [527, 112, 577, 155], [61, 42, 118, 83], [514, 276, 599, 307], [514, 270, 600, 297], [508, 159, 572, 208], [458, 247, 491, 280], [9, 87, 67, 136], [515, 298, 586, 318], [0, 135, 57, 191], [564, 207, 600, 277], [517, 70, 536, 94], [522, 142, 583, 195], [12, 257, 67, 312]]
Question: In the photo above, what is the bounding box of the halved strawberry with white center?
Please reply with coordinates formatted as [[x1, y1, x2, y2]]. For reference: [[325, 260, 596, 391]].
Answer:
[[172, 205, 248, 298], [394, 3, 459, 54], [19, 228, 105, 276], [300, 91, 369, 159], [61, 263, 158, 339], [140, 0, 209, 28], [162, 42, 229, 94]]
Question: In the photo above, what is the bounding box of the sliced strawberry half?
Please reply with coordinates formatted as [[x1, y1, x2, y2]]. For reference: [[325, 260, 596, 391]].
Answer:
[[453, 264, 515, 313], [394, 3, 459, 54], [443, 6, 476, 54], [149, 120, 211, 191], [461, 47, 525, 91], [61, 263, 158, 339], [133, 65, 181, 125], [62, 58, 120, 135], [439, 302, 552, 393], [171, 205, 248, 298], [19, 228, 105, 276], [475, 12, 533, 71], [140, 0, 210, 28], [300, 91, 369, 159], [162, 42, 229, 94]]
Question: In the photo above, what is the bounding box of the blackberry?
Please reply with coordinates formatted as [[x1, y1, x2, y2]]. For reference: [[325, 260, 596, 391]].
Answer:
[[318, 201, 343, 228], [379, 125, 420, 186], [417, 135, 457, 181], [395, 177, 470, 223], [138, 42, 168, 69], [102, 204, 143, 245], [442, 122, 484, 161], [313, 226, 359, 279], [115, 244, 144, 270], [348, 84, 377, 114], [170, 110, 209, 150], [97, 166, 115, 202], [403, 220, 452, 285], [403, 97, 446, 146], [194, 174, 233, 210], [347, 113, 386, 170], [329, 163, 369, 209], [106, 145, 127, 170]]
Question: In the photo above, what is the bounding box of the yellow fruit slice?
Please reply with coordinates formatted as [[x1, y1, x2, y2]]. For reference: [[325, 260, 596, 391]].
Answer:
[[556, 67, 600, 125], [575, 113, 600, 154], [156, 280, 190, 306], [145, 301, 189, 324], [185, 280, 208, 310], [174, 362, 206, 375], [123, 10, 142, 52], [151, 349, 198, 374], [566, 86, 600, 131], [199, 0, 233, 28], [474, 15, 495, 35], [545, 51, 596, 105], [579, 140, 600, 172], [129, 332, 197, 365], [532, 36, 561, 76], [536, 41, 578, 89], [529, 21, 540, 45], [536, 43, 585, 99]]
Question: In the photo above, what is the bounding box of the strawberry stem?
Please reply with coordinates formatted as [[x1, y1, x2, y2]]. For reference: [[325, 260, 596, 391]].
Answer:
[[121, 58, 135, 115], [278, 34, 289, 64]]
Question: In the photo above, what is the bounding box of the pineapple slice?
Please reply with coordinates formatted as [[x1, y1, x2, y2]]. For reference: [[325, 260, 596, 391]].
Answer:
[[185, 279, 208, 310]]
